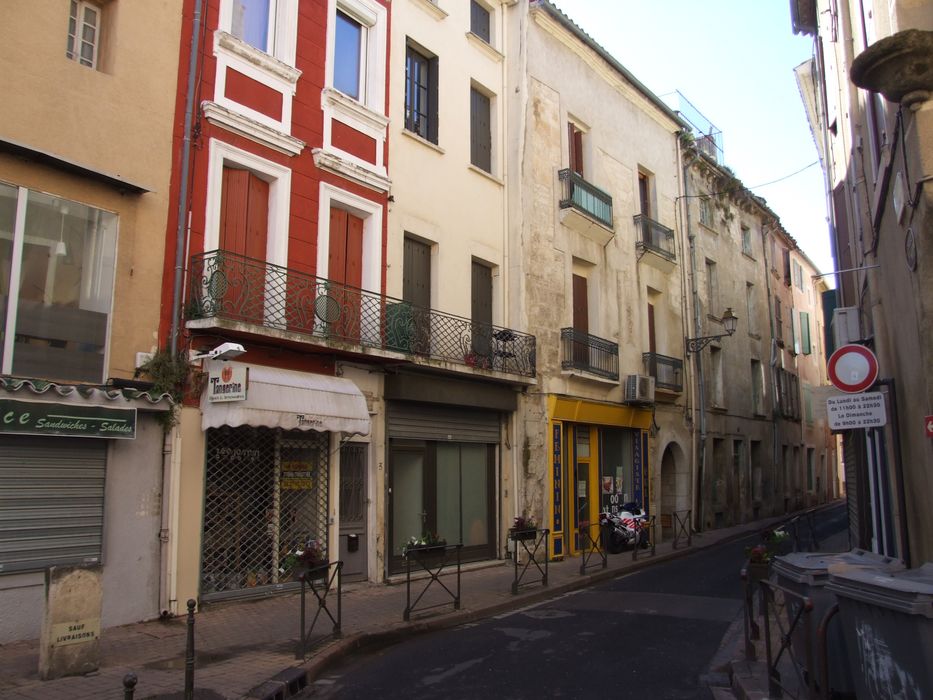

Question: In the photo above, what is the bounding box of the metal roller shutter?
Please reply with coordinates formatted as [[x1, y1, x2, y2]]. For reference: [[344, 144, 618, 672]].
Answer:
[[387, 402, 499, 443], [0, 436, 107, 573]]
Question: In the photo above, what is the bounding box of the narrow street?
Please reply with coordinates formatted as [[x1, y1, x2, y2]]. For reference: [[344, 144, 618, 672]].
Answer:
[[302, 505, 848, 699]]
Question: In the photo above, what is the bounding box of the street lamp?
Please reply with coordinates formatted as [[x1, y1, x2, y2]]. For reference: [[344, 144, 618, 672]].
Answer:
[[685, 308, 738, 355]]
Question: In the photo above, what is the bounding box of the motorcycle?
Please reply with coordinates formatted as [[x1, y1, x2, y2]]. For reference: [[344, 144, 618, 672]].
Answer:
[[599, 505, 649, 553]]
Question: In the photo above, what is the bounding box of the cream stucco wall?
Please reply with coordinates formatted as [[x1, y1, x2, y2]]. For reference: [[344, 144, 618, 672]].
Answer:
[[0, 0, 182, 378]]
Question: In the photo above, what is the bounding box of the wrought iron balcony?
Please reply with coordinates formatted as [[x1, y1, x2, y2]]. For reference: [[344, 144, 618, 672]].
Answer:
[[558, 169, 613, 230], [186, 250, 536, 378], [633, 215, 676, 262], [560, 328, 619, 380], [642, 352, 683, 393]]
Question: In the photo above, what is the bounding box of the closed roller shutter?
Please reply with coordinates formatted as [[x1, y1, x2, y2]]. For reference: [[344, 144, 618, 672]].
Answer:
[[0, 436, 106, 573], [388, 402, 499, 443]]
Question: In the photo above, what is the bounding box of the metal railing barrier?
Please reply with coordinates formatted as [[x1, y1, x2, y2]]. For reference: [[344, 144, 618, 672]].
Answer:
[[578, 521, 608, 575], [672, 509, 693, 549], [297, 561, 343, 659], [632, 515, 657, 560], [403, 544, 462, 621], [510, 528, 549, 595], [759, 579, 817, 699]]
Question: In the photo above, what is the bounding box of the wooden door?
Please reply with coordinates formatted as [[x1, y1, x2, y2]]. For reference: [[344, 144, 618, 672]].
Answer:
[[647, 303, 656, 355], [403, 237, 431, 355], [569, 123, 584, 176], [572, 274, 588, 366], [471, 262, 492, 364], [638, 172, 651, 218]]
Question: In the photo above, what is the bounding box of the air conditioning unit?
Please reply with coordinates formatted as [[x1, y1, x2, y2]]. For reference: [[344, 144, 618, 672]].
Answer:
[[624, 374, 655, 404], [832, 307, 860, 347]]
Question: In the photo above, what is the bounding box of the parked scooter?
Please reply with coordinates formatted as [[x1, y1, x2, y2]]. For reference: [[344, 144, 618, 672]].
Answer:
[[599, 505, 649, 553]]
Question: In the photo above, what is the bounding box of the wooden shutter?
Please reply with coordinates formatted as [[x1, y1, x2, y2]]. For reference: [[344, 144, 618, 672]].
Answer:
[[800, 311, 811, 354], [569, 123, 584, 176], [572, 274, 588, 335], [647, 303, 656, 354], [403, 237, 431, 308], [220, 167, 268, 259], [328, 208, 363, 288], [471, 262, 493, 358], [638, 172, 651, 218], [470, 88, 491, 172], [470, 0, 491, 42]]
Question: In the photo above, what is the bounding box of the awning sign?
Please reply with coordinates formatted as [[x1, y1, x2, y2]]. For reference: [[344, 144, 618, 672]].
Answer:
[[827, 391, 887, 430], [207, 364, 248, 402], [0, 399, 137, 439]]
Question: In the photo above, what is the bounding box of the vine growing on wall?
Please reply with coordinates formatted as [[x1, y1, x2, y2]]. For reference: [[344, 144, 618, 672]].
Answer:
[[135, 347, 191, 430]]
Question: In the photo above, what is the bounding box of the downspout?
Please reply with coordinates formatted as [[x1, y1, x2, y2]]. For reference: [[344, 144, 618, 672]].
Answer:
[[169, 0, 204, 354], [683, 156, 707, 532], [761, 224, 781, 510]]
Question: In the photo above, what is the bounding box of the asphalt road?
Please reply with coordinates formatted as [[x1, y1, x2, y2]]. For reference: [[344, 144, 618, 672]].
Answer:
[[302, 505, 847, 700]]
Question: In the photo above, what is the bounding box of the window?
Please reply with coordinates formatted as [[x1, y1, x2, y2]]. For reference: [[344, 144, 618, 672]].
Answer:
[[745, 282, 756, 336], [405, 43, 438, 143], [710, 346, 724, 407], [699, 197, 714, 228], [782, 248, 792, 286], [799, 311, 811, 354], [0, 183, 117, 383], [66, 0, 101, 69], [638, 171, 652, 217], [470, 86, 491, 172], [705, 259, 718, 314], [774, 298, 783, 344], [751, 359, 764, 415], [807, 448, 815, 491], [569, 123, 585, 176], [793, 259, 804, 290], [230, 0, 274, 52], [470, 0, 491, 43], [335, 9, 364, 99], [741, 225, 752, 256]]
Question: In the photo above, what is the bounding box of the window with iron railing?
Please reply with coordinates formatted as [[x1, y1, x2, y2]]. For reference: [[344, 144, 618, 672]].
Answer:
[[642, 352, 683, 392], [560, 328, 618, 380], [633, 215, 675, 260], [558, 169, 613, 229]]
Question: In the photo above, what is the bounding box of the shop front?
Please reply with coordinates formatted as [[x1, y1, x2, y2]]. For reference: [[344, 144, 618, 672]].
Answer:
[[384, 372, 515, 575], [0, 379, 171, 643], [547, 395, 652, 559], [197, 363, 370, 601]]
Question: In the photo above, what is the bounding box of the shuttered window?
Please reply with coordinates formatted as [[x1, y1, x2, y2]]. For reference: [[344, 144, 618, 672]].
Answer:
[[470, 87, 491, 173], [0, 436, 107, 573], [800, 311, 811, 354], [470, 0, 490, 43], [405, 43, 438, 144]]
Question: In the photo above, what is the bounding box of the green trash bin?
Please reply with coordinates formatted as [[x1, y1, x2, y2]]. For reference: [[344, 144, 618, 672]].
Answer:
[[826, 562, 933, 700], [772, 549, 904, 697]]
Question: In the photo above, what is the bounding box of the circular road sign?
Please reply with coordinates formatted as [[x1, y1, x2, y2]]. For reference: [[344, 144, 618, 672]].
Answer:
[[828, 344, 879, 393]]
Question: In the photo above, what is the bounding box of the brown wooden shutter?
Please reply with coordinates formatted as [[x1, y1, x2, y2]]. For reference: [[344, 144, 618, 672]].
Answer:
[[403, 237, 431, 308], [638, 172, 651, 218], [470, 88, 491, 172], [569, 123, 584, 176], [572, 274, 588, 335], [471, 262, 493, 358], [220, 168, 268, 259], [647, 303, 656, 354]]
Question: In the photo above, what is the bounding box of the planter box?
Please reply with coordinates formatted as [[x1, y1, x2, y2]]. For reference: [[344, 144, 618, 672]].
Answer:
[[509, 528, 537, 542], [406, 545, 447, 564], [296, 562, 329, 581]]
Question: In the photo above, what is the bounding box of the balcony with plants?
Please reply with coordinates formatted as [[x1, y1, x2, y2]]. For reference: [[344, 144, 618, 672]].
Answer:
[[185, 250, 536, 379], [557, 169, 614, 244], [633, 215, 676, 273], [642, 352, 683, 395], [560, 328, 619, 381]]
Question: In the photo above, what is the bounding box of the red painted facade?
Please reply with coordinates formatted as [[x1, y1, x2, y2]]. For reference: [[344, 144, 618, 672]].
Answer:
[[160, 0, 391, 367]]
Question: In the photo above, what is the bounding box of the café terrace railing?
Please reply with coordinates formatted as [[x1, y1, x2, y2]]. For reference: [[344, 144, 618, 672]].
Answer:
[[186, 250, 536, 378]]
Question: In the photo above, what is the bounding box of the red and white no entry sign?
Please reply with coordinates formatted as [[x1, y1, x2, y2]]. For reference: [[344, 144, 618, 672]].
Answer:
[[828, 344, 879, 393]]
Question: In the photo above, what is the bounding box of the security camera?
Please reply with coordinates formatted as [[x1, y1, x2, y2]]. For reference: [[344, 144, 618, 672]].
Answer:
[[208, 342, 246, 361]]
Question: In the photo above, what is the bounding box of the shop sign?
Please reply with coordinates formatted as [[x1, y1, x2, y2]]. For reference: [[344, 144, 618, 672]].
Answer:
[[552, 424, 562, 533], [207, 364, 248, 402], [641, 432, 650, 515], [50, 618, 100, 647], [0, 399, 136, 439], [632, 433, 643, 506], [827, 392, 887, 430], [280, 460, 313, 490]]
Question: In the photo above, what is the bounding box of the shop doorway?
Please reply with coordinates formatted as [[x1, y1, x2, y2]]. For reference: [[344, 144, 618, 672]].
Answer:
[[338, 442, 368, 581], [569, 425, 598, 555]]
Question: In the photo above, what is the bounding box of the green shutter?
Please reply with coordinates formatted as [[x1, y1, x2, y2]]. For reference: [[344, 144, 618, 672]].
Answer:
[[800, 311, 811, 354]]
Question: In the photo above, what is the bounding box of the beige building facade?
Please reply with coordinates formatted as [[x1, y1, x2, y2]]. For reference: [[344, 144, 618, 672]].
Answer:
[[0, 1, 178, 642]]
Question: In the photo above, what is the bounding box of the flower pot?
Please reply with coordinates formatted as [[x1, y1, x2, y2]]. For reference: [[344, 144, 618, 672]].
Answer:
[[747, 560, 771, 582], [509, 528, 537, 542], [297, 562, 329, 581]]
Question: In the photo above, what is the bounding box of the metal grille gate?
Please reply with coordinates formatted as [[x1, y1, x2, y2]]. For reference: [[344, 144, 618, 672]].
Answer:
[[201, 426, 329, 599]]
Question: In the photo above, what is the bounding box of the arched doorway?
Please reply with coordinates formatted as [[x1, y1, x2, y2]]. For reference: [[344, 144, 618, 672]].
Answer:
[[659, 442, 689, 538]]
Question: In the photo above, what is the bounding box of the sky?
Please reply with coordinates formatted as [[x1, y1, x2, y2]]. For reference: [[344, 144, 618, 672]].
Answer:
[[554, 0, 834, 277]]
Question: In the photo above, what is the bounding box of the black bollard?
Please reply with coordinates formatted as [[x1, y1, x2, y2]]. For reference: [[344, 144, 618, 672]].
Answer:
[[123, 672, 138, 700], [185, 598, 196, 700]]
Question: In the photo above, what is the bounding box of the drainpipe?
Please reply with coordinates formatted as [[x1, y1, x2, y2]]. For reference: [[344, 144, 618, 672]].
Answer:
[[761, 224, 781, 509], [682, 155, 706, 532], [169, 0, 204, 354]]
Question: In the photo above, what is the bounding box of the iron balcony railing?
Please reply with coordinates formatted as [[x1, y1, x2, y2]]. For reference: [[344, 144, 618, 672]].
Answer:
[[560, 328, 619, 380], [633, 215, 676, 261], [187, 250, 536, 378], [642, 352, 683, 392], [558, 169, 613, 229]]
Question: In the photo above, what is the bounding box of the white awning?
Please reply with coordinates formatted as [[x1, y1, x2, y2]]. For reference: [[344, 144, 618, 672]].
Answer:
[[201, 364, 370, 436]]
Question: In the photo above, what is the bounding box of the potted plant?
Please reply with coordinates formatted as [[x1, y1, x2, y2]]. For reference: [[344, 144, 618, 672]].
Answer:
[[281, 538, 328, 581], [744, 527, 789, 580], [509, 514, 538, 541], [403, 532, 447, 563]]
